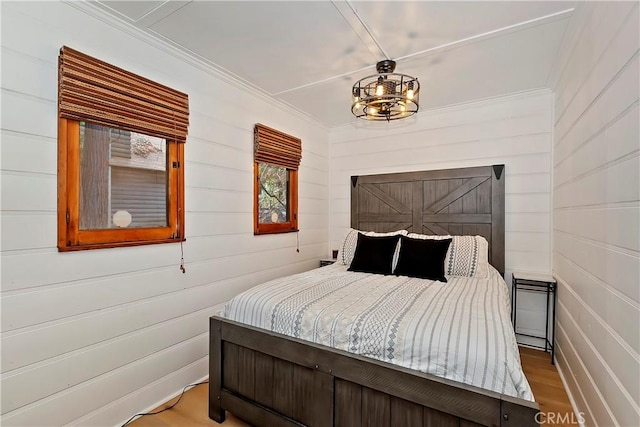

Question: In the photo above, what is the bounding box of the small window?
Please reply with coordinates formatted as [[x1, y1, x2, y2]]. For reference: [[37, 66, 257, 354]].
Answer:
[[253, 124, 301, 235], [57, 46, 188, 251]]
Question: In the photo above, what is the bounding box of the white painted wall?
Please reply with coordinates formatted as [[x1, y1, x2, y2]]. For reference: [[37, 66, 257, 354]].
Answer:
[[0, 2, 328, 426], [548, 2, 640, 426], [329, 90, 554, 293]]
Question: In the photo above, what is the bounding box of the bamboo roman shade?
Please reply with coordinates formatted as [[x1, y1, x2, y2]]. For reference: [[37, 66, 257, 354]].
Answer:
[[254, 123, 302, 170], [58, 46, 189, 143]]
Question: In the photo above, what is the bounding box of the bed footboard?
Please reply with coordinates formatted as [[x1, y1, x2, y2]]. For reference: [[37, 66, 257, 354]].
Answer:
[[209, 316, 539, 427]]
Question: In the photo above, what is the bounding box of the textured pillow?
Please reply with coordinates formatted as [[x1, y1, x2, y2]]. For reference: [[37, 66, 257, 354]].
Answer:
[[347, 233, 402, 275], [406, 234, 489, 278], [394, 236, 452, 282], [337, 228, 408, 267]]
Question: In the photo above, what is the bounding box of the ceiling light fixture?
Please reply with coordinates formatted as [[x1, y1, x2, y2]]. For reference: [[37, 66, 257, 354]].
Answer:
[[351, 59, 420, 122]]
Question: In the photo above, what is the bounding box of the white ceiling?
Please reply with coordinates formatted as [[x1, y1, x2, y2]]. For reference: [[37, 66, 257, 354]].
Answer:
[[91, 1, 576, 127]]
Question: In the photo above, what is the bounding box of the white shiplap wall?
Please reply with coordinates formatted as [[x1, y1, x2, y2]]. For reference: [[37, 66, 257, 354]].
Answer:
[[329, 90, 554, 338], [549, 2, 640, 426], [0, 2, 329, 426]]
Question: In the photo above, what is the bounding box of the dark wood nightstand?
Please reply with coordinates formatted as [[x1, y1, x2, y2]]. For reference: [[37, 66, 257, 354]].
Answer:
[[512, 272, 557, 364], [319, 258, 337, 267]]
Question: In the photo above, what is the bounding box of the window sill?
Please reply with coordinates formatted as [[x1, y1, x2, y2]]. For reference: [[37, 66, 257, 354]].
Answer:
[[58, 237, 186, 252], [254, 228, 299, 236]]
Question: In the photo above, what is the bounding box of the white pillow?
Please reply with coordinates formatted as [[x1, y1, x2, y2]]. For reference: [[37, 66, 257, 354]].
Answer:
[[337, 228, 408, 268], [406, 234, 489, 279]]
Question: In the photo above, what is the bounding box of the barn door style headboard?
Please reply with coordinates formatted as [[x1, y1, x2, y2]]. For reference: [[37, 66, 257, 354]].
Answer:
[[351, 165, 505, 274]]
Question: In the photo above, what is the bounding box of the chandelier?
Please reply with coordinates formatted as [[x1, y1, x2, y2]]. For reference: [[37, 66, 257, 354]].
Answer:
[[351, 59, 420, 121]]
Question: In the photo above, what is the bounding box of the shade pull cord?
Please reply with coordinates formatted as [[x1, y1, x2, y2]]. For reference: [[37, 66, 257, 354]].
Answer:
[[296, 230, 300, 253], [180, 240, 186, 273]]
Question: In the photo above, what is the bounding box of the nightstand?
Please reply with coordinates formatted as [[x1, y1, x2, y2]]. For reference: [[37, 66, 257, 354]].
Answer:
[[319, 258, 337, 267], [512, 272, 557, 364]]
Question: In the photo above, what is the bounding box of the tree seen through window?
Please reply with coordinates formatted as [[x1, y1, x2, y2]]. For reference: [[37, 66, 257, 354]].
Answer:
[[258, 163, 289, 224]]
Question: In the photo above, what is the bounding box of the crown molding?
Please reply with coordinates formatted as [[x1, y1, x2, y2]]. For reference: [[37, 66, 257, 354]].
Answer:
[[63, 1, 329, 131]]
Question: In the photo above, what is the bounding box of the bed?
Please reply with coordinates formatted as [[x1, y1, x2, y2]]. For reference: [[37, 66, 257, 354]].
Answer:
[[209, 165, 540, 427]]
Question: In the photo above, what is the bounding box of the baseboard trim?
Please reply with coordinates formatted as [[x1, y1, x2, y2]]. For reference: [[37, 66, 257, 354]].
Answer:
[[554, 351, 587, 427]]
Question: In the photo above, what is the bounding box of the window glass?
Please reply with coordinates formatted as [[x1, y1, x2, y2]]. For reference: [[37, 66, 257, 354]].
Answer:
[[79, 122, 168, 230], [258, 163, 289, 224]]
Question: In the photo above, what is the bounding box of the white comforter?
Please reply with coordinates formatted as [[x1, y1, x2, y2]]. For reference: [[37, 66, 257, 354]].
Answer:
[[223, 263, 534, 401]]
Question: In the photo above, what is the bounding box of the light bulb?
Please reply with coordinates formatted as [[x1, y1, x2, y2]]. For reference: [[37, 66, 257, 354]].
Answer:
[[406, 89, 414, 100], [369, 107, 378, 115], [376, 84, 384, 96], [400, 104, 406, 112]]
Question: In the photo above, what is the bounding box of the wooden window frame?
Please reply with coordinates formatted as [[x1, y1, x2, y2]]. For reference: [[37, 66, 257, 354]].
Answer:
[[57, 118, 185, 251], [253, 162, 298, 235], [253, 123, 301, 236]]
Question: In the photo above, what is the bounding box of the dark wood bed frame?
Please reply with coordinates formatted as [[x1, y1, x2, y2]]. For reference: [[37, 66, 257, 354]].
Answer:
[[209, 165, 540, 427]]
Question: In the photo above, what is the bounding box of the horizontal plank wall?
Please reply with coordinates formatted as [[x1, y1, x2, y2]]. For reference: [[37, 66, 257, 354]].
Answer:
[[329, 90, 554, 338], [0, 2, 329, 426], [548, 2, 640, 426]]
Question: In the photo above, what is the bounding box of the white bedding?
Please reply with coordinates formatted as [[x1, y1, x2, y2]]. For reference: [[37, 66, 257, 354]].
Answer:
[[223, 263, 534, 401]]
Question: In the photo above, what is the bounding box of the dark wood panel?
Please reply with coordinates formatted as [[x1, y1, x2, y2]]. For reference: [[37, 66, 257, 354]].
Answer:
[[358, 221, 412, 232], [422, 214, 492, 224], [491, 165, 505, 274], [462, 223, 478, 236], [359, 213, 412, 223], [254, 351, 275, 409], [477, 179, 492, 214], [362, 387, 390, 427], [335, 379, 362, 427], [293, 364, 314, 423], [411, 181, 422, 233], [391, 397, 423, 427], [500, 398, 540, 427], [435, 180, 449, 212], [355, 167, 492, 183], [223, 342, 239, 393], [273, 358, 295, 417], [214, 316, 538, 427], [423, 222, 451, 235], [382, 182, 414, 212], [424, 407, 460, 427], [238, 346, 255, 400], [352, 165, 505, 273], [361, 183, 411, 214], [460, 420, 485, 427], [448, 223, 464, 235], [221, 318, 506, 426], [311, 370, 334, 427], [444, 178, 464, 214], [209, 318, 225, 423], [221, 390, 303, 427], [462, 184, 478, 214]]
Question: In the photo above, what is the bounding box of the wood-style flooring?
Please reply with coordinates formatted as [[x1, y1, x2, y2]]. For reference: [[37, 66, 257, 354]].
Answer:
[[519, 347, 579, 427], [128, 347, 577, 427]]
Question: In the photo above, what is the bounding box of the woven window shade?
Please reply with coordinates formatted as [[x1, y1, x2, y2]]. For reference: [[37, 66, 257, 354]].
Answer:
[[58, 46, 189, 143], [254, 123, 301, 170]]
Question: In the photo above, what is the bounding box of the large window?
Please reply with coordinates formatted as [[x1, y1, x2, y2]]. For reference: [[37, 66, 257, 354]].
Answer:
[[253, 124, 301, 234], [57, 46, 188, 251]]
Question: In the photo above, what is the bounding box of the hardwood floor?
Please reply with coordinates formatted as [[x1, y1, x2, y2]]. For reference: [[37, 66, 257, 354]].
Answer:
[[519, 347, 580, 427], [128, 347, 577, 427]]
